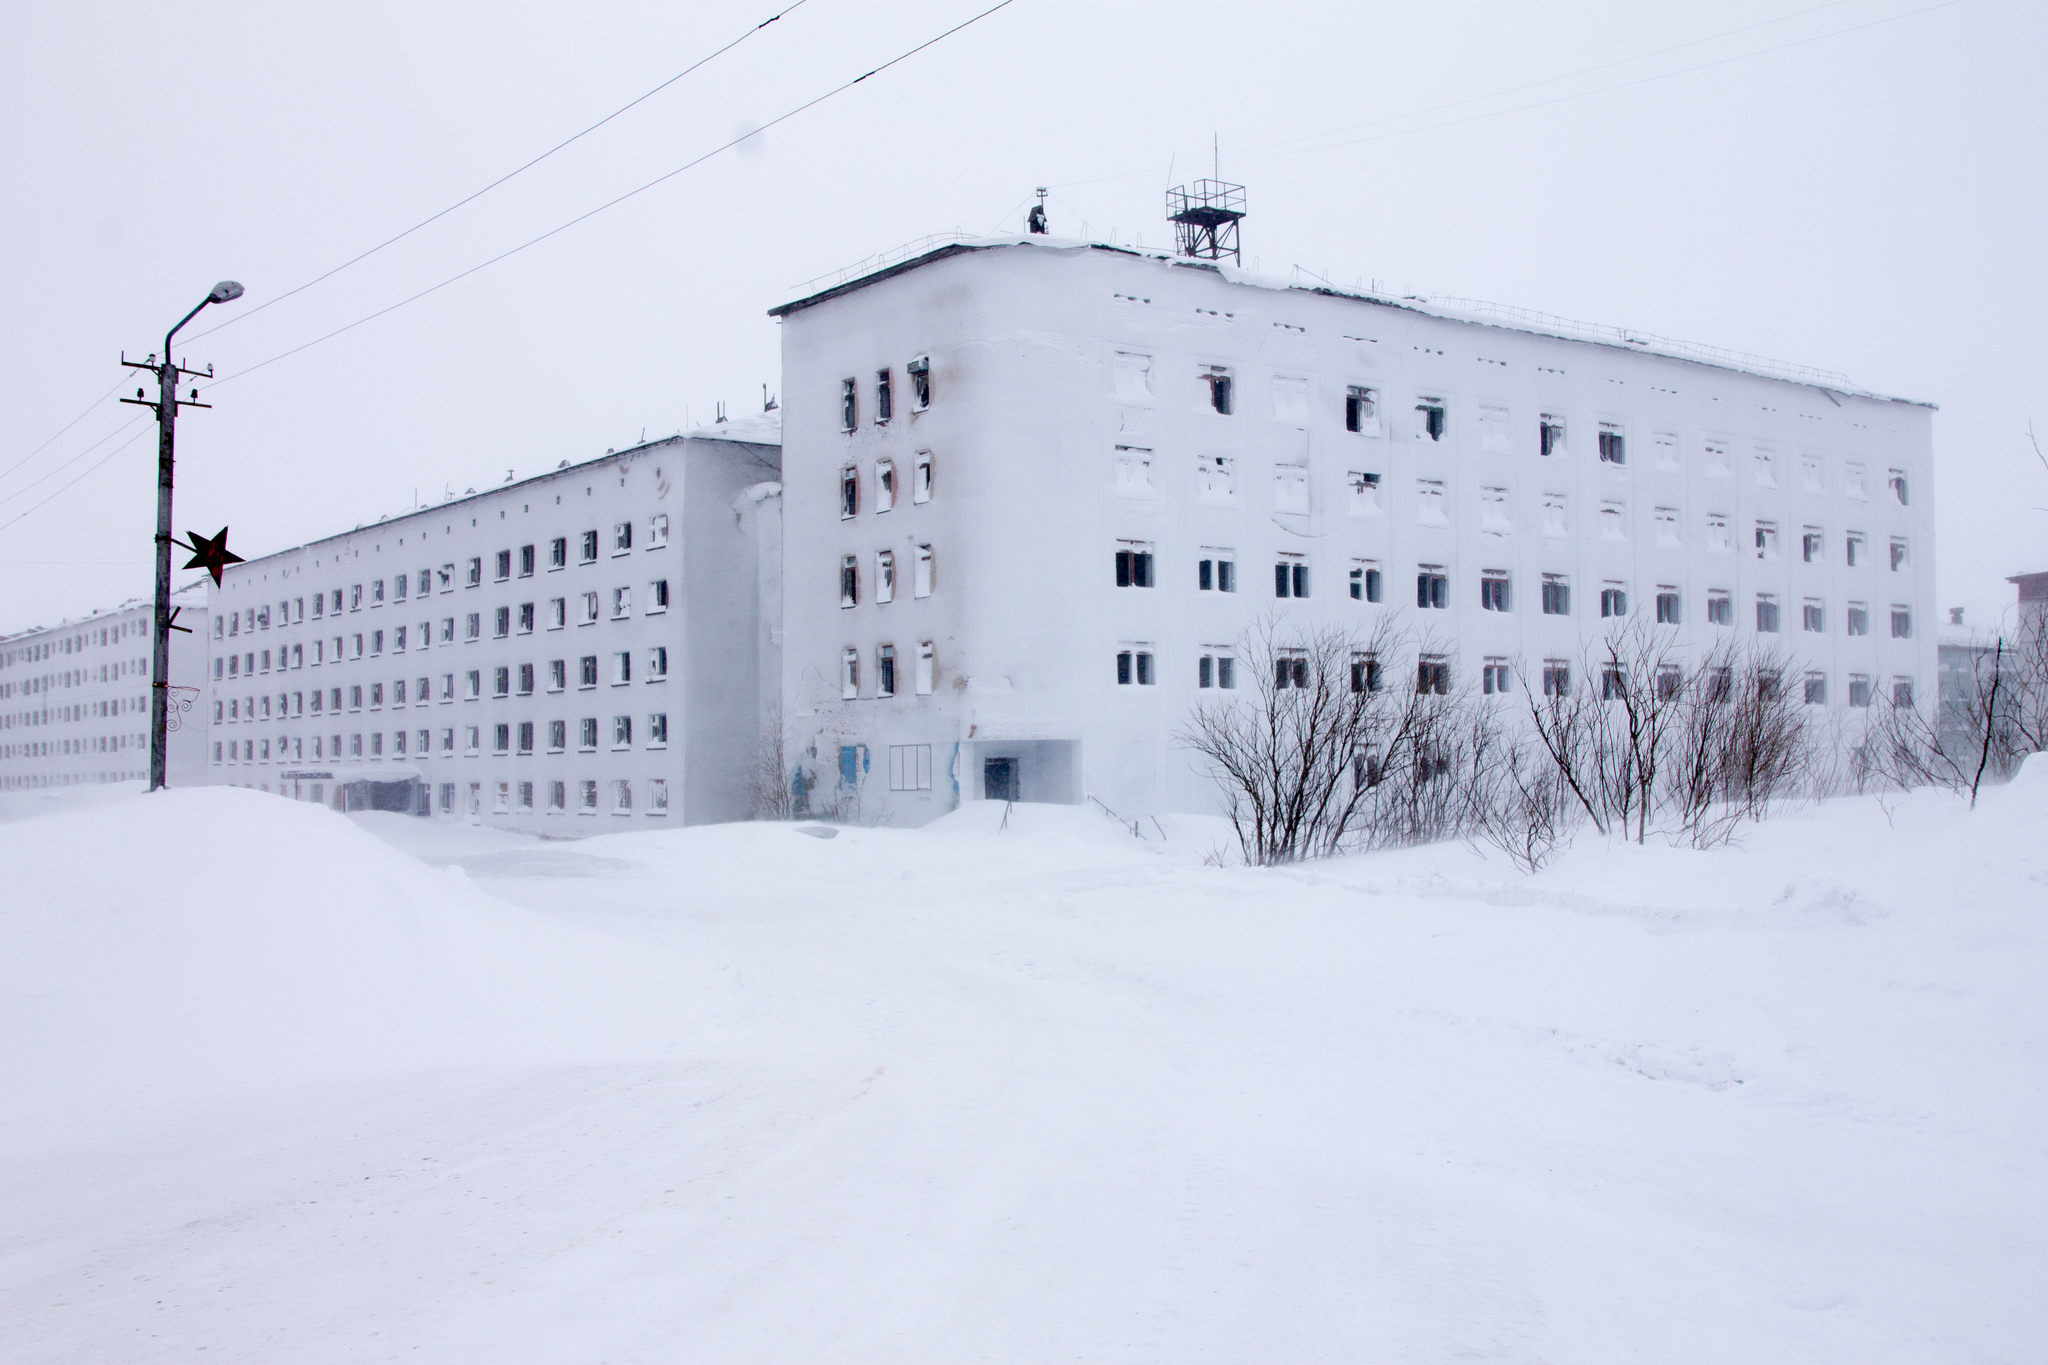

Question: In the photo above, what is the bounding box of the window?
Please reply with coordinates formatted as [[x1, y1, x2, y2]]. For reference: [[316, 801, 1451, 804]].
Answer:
[[548, 719, 566, 752], [1114, 446, 1154, 497], [1848, 674, 1872, 707], [493, 723, 510, 754], [840, 377, 858, 431], [462, 613, 479, 642], [1203, 366, 1234, 414], [1543, 661, 1571, 697], [579, 717, 598, 751], [1480, 571, 1509, 612], [1541, 494, 1569, 538], [548, 598, 565, 630], [908, 355, 930, 410], [611, 522, 631, 555], [494, 550, 511, 582], [838, 464, 859, 520], [519, 545, 535, 577], [915, 640, 934, 695], [913, 544, 933, 599], [579, 655, 597, 688], [1755, 521, 1778, 560], [1350, 560, 1382, 603], [1650, 507, 1680, 549], [1846, 532, 1865, 567], [1601, 664, 1629, 701], [1273, 650, 1308, 690], [840, 647, 859, 700], [1117, 648, 1156, 686], [875, 368, 892, 423], [1756, 594, 1782, 633], [1888, 469, 1909, 505], [349, 684, 364, 711], [493, 607, 509, 639], [581, 592, 599, 625], [1890, 605, 1912, 639], [612, 714, 632, 748], [1345, 386, 1380, 434], [1416, 479, 1447, 525], [1275, 466, 1309, 515], [1416, 397, 1446, 442], [1753, 445, 1778, 487], [1600, 583, 1628, 618], [1115, 544, 1154, 588], [646, 646, 667, 680], [1193, 454, 1235, 504], [1481, 658, 1511, 695], [1599, 501, 1626, 540], [1804, 672, 1828, 706], [648, 712, 668, 746], [1416, 655, 1450, 695], [1479, 486, 1510, 536], [440, 727, 455, 753], [1198, 551, 1236, 593], [875, 459, 895, 513], [1656, 587, 1681, 624], [581, 530, 598, 563], [1349, 653, 1381, 694], [1276, 555, 1310, 599], [464, 727, 480, 755], [1846, 602, 1869, 636], [1200, 651, 1238, 689], [517, 663, 533, 695], [464, 557, 481, 588], [611, 586, 631, 619], [1845, 461, 1868, 500], [877, 645, 896, 698], [351, 584, 364, 611], [550, 537, 567, 569], [1707, 590, 1733, 626], [1706, 512, 1731, 553], [581, 780, 599, 814], [1476, 404, 1509, 452], [493, 667, 510, 698], [547, 780, 565, 812], [1539, 413, 1565, 457], [889, 744, 933, 791], [1802, 528, 1824, 563], [1415, 565, 1448, 609], [1890, 537, 1910, 572], [1803, 600, 1826, 633], [1597, 422, 1625, 465], [1542, 574, 1571, 616], [1799, 454, 1826, 492], [1892, 678, 1915, 708]]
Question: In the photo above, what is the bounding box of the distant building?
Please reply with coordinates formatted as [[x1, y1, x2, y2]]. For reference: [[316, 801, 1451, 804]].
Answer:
[[1937, 607, 1999, 749], [202, 424, 780, 825], [768, 236, 1938, 822], [0, 581, 210, 792], [2011, 570, 2048, 634]]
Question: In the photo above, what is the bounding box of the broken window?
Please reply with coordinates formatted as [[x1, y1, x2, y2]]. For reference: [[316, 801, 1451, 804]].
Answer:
[[1597, 422, 1626, 465], [1274, 466, 1309, 515], [1803, 527, 1824, 563], [1804, 672, 1828, 706], [1275, 554, 1309, 599], [1653, 430, 1680, 471], [1539, 413, 1565, 457], [579, 655, 598, 688], [648, 515, 668, 549], [1707, 590, 1733, 626], [1890, 537, 1910, 572], [840, 555, 858, 608], [876, 459, 895, 512], [1479, 486, 1511, 535], [612, 714, 632, 748], [914, 451, 933, 504], [1271, 375, 1310, 422], [1202, 367, 1234, 415], [1706, 512, 1731, 553], [1481, 658, 1511, 696], [549, 538, 567, 570], [889, 744, 933, 791], [1114, 446, 1154, 497], [1416, 655, 1450, 695], [1416, 479, 1448, 526], [913, 544, 933, 598], [1888, 468, 1909, 505], [1600, 501, 1626, 540], [1416, 565, 1448, 610], [1542, 573, 1571, 616], [1847, 602, 1869, 636], [495, 551, 511, 581], [1273, 650, 1308, 690], [1542, 660, 1571, 697], [1703, 438, 1731, 478], [581, 531, 599, 563], [876, 550, 895, 604], [840, 647, 858, 700], [875, 369, 892, 423], [1756, 594, 1782, 633], [1653, 506, 1680, 548], [1601, 583, 1628, 618], [1348, 470, 1382, 516], [1890, 605, 1912, 639], [915, 640, 934, 695], [646, 646, 667, 680], [1415, 397, 1446, 442], [907, 355, 930, 410], [1803, 599, 1826, 633], [1846, 531, 1865, 567], [1848, 674, 1872, 707], [1755, 521, 1779, 560], [1198, 551, 1236, 593], [840, 378, 857, 431], [1476, 404, 1509, 453], [1753, 445, 1778, 487], [581, 592, 599, 625], [1800, 454, 1826, 492], [877, 645, 896, 698], [1112, 351, 1152, 401], [1345, 385, 1380, 435], [1656, 587, 1681, 624], [1114, 544, 1154, 588], [1542, 494, 1569, 538], [612, 586, 631, 618], [840, 465, 859, 519], [1350, 559, 1382, 603], [1480, 570, 1510, 612], [1117, 648, 1156, 686]]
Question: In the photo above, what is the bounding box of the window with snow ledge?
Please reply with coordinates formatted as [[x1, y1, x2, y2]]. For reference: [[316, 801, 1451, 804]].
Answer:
[[1201, 366, 1233, 415], [875, 369, 892, 424], [1653, 506, 1680, 548], [1114, 542, 1154, 588], [1600, 501, 1627, 540], [1890, 537, 1910, 572], [1653, 430, 1680, 473], [1656, 587, 1681, 624], [876, 551, 895, 604], [1846, 602, 1869, 636], [1198, 550, 1236, 593], [1346, 386, 1381, 436], [1800, 454, 1826, 493], [907, 356, 930, 411], [1601, 583, 1628, 618], [1116, 647, 1156, 686], [1706, 590, 1732, 626], [648, 579, 668, 613], [1115, 446, 1154, 498], [648, 513, 669, 549], [1275, 466, 1309, 515], [1416, 655, 1450, 696], [1754, 521, 1779, 560], [1845, 531, 1865, 567], [840, 378, 857, 431], [1415, 397, 1446, 443], [1541, 493, 1569, 539], [915, 640, 934, 696], [1843, 460, 1868, 500], [1597, 422, 1626, 465], [1542, 574, 1571, 617], [840, 647, 858, 700], [1802, 527, 1825, 563], [840, 555, 859, 608], [1416, 564, 1448, 610], [1347, 470, 1381, 517], [1199, 649, 1237, 690], [1482, 658, 1512, 695], [1476, 404, 1509, 453], [1756, 594, 1782, 633], [1703, 438, 1731, 478], [876, 645, 896, 699], [913, 451, 933, 504], [1273, 649, 1308, 691], [646, 646, 667, 681], [1705, 512, 1731, 554], [1848, 674, 1872, 707], [1480, 570, 1510, 612], [1351, 653, 1382, 694], [1541, 658, 1570, 698], [1803, 599, 1826, 633], [840, 465, 859, 519], [1888, 469, 1909, 505], [1271, 375, 1310, 423], [1416, 479, 1448, 526], [1275, 553, 1309, 599], [1753, 445, 1778, 488], [1892, 677, 1914, 708], [1112, 351, 1152, 402], [913, 544, 933, 599], [1539, 413, 1566, 458], [875, 459, 895, 513], [1350, 559, 1381, 603], [1890, 605, 1912, 639]]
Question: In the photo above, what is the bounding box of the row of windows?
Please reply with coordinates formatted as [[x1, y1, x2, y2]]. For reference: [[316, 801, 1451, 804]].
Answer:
[[213, 584, 670, 677], [838, 453, 935, 517], [212, 652, 670, 721], [214, 712, 670, 762], [213, 524, 672, 638], [839, 357, 931, 430], [2, 694, 149, 731], [838, 642, 937, 699], [0, 617, 149, 670], [0, 732, 145, 760], [839, 548, 934, 606]]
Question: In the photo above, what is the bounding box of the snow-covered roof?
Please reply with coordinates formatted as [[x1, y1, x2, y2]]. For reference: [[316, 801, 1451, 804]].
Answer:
[[771, 234, 1932, 409], [1, 580, 208, 646]]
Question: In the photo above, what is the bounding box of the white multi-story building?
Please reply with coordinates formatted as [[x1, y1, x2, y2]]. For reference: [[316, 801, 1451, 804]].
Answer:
[[204, 422, 780, 825], [0, 581, 210, 793], [769, 236, 1936, 822]]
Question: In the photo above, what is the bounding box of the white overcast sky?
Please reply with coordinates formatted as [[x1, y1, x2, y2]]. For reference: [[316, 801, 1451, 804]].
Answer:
[[2, 0, 2042, 637]]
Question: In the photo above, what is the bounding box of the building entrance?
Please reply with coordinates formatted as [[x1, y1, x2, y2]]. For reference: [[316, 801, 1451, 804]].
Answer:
[[983, 757, 1018, 801]]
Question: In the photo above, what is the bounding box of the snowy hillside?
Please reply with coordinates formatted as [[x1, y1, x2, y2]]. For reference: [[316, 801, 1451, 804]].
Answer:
[[2, 775, 2043, 1362]]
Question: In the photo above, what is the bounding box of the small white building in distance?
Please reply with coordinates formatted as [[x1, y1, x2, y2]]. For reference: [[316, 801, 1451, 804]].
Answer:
[[0, 580, 211, 793], [769, 236, 1936, 823], [204, 423, 780, 825]]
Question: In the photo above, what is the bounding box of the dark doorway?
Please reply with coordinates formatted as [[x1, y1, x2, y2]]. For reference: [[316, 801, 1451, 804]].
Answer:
[[983, 757, 1018, 802]]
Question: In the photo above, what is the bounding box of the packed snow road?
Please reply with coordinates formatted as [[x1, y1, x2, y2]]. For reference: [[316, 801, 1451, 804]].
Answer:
[[1, 773, 2042, 1362]]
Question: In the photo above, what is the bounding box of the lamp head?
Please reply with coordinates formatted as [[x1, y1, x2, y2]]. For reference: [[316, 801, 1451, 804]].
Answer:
[[207, 280, 245, 304]]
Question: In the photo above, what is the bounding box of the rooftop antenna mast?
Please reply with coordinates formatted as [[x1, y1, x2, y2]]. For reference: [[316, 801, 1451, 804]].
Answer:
[[1166, 136, 1245, 264]]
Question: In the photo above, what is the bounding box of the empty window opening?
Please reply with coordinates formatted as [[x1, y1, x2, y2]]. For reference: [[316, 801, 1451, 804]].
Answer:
[[1345, 385, 1380, 434], [908, 356, 930, 410], [914, 452, 934, 504], [1348, 470, 1382, 516], [1539, 413, 1566, 457], [1350, 560, 1382, 603], [1846, 602, 1869, 636], [1597, 422, 1626, 465], [1804, 672, 1828, 706], [913, 544, 933, 598], [1203, 366, 1234, 415], [1846, 532, 1865, 567], [1844, 461, 1868, 500], [1600, 501, 1626, 540], [877, 645, 896, 698], [1755, 521, 1779, 560], [915, 640, 935, 695], [1803, 599, 1826, 633], [840, 378, 857, 431], [1848, 674, 1872, 707], [875, 369, 893, 423], [1115, 446, 1155, 497], [1892, 677, 1914, 708], [1416, 397, 1446, 442], [840, 647, 859, 699], [1890, 605, 1912, 639], [1542, 494, 1569, 538], [876, 550, 895, 604], [840, 555, 859, 608], [1803, 528, 1824, 563], [840, 465, 859, 519], [1888, 468, 1909, 505], [1890, 537, 1910, 572], [1416, 479, 1448, 526]]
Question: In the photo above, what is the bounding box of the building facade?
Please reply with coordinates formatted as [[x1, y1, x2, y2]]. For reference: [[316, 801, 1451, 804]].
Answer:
[[204, 424, 780, 827], [770, 238, 1937, 823], [0, 581, 210, 793]]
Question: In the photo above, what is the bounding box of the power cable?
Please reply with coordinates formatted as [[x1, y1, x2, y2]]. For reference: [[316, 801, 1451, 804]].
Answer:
[[0, 416, 148, 507], [180, 0, 813, 347], [0, 375, 130, 485], [0, 429, 150, 533], [203, 0, 1021, 392]]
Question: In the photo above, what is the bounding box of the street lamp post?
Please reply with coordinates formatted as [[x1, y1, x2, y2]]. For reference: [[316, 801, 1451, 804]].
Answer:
[[121, 280, 243, 792]]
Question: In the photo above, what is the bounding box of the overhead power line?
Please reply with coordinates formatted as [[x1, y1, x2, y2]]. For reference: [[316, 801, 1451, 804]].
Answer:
[[204, 0, 1021, 392], [0, 415, 147, 507], [181, 0, 814, 347], [0, 428, 150, 532], [0, 375, 130, 486]]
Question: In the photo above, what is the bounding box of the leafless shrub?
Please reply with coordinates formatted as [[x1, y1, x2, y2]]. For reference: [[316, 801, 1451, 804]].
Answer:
[[1862, 626, 2043, 807], [749, 710, 795, 820]]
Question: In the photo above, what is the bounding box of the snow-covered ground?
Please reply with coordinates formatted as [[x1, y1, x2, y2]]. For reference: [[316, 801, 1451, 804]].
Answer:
[[2, 774, 2043, 1363]]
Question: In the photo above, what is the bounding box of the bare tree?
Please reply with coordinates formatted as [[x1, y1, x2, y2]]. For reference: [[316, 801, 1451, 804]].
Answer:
[[749, 708, 794, 820]]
